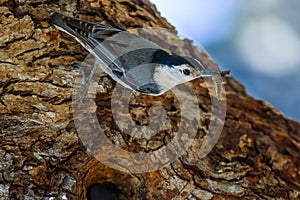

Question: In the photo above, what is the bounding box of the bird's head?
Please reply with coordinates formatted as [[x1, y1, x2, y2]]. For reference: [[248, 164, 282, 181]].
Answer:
[[152, 52, 219, 92]]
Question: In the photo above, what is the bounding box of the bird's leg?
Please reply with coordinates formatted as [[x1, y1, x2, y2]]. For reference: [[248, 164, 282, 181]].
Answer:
[[72, 62, 97, 108], [72, 63, 86, 82]]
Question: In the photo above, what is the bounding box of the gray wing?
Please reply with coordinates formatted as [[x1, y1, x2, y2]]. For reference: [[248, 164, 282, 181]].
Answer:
[[116, 62, 162, 95]]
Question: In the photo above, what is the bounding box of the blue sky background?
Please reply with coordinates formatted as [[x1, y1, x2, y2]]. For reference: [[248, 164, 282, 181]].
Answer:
[[151, 0, 300, 121]]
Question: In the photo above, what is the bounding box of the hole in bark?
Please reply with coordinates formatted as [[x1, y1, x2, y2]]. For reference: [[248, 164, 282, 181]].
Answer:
[[86, 182, 121, 200]]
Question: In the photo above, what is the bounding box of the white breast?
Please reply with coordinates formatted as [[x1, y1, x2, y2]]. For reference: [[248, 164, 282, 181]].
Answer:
[[153, 65, 187, 91]]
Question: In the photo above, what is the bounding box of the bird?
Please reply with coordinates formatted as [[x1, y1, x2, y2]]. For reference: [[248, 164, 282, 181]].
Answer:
[[49, 12, 228, 96]]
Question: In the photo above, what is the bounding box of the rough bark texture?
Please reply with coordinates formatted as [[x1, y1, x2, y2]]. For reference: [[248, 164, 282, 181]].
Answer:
[[0, 0, 299, 199]]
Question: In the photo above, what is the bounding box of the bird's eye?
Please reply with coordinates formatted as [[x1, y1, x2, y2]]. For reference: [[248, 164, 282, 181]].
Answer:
[[182, 68, 191, 76]]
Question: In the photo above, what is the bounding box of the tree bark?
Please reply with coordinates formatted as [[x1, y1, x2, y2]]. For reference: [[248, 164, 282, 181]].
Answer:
[[0, 0, 299, 199]]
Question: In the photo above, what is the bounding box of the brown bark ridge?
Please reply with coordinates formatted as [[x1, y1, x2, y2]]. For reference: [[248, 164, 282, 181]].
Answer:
[[0, 0, 299, 199]]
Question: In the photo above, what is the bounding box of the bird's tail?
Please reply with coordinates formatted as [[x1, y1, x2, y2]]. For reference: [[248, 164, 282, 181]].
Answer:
[[49, 12, 96, 46], [49, 12, 125, 64], [49, 12, 94, 32], [49, 12, 124, 44]]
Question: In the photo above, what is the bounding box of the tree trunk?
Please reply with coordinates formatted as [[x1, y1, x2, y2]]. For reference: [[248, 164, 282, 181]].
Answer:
[[0, 0, 299, 199]]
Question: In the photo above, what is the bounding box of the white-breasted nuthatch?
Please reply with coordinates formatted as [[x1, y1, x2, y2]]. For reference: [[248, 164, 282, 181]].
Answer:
[[49, 12, 228, 95]]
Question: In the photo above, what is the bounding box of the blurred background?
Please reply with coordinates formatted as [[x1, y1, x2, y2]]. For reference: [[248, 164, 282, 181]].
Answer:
[[151, 0, 300, 121]]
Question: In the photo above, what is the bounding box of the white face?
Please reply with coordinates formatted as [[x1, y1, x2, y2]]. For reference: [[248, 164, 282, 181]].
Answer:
[[172, 64, 201, 81], [153, 64, 200, 91]]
